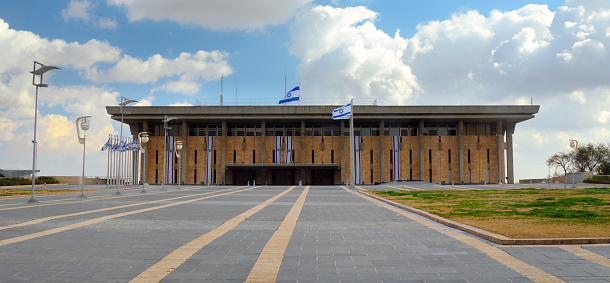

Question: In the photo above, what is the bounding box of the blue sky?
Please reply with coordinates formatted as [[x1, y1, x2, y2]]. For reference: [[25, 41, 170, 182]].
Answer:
[[0, 0, 608, 181]]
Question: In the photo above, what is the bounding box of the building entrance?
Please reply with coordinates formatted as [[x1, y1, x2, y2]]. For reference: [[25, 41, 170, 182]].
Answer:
[[312, 169, 334, 185], [233, 169, 256, 186], [272, 169, 294, 185]]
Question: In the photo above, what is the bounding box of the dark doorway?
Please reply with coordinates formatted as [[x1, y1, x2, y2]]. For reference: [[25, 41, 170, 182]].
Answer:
[[312, 169, 333, 185], [233, 170, 256, 185], [272, 169, 294, 185]]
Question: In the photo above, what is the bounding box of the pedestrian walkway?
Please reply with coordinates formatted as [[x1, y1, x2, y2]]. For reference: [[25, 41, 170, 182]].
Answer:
[[0, 184, 608, 282]]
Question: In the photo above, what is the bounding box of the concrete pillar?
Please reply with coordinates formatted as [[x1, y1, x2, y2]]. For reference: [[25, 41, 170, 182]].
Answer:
[[221, 120, 227, 185], [496, 120, 504, 184], [340, 120, 345, 184], [181, 120, 187, 184], [261, 121, 266, 183], [301, 120, 306, 181], [419, 120, 425, 181], [379, 120, 385, 183], [458, 120, 464, 184], [506, 122, 515, 184], [142, 120, 148, 184]]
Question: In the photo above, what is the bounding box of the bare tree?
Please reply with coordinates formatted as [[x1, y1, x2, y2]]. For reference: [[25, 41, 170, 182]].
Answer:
[[547, 151, 572, 177]]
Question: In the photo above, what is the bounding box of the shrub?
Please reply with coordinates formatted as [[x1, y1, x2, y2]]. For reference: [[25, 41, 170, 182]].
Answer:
[[0, 176, 60, 186], [584, 175, 610, 184]]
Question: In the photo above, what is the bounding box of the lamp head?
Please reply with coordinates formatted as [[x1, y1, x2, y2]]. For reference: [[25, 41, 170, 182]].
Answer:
[[119, 99, 138, 106], [569, 139, 578, 149], [141, 136, 149, 144], [31, 65, 60, 75], [80, 120, 90, 131], [163, 116, 178, 123], [176, 143, 183, 150]]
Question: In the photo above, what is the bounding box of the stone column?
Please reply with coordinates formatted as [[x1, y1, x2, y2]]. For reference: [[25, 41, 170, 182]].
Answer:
[[379, 120, 385, 183], [340, 120, 345, 184], [458, 120, 464, 184], [261, 120, 266, 183], [506, 122, 515, 184], [181, 120, 187, 184], [496, 120, 504, 184], [221, 120, 227, 185], [301, 120, 306, 181], [419, 120, 425, 181]]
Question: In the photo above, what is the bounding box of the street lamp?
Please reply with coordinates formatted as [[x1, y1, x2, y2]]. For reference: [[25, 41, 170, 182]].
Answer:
[[76, 116, 91, 198], [115, 96, 138, 196], [162, 115, 178, 191], [139, 132, 150, 193], [175, 141, 183, 189], [570, 139, 578, 188], [28, 61, 60, 204]]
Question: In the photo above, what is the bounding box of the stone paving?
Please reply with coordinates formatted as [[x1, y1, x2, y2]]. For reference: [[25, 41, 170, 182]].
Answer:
[[0, 183, 608, 282]]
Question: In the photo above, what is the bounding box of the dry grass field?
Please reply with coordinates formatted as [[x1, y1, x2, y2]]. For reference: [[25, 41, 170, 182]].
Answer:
[[371, 187, 610, 239]]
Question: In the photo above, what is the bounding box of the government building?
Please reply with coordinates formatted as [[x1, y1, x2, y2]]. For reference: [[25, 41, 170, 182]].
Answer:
[[106, 105, 539, 186]]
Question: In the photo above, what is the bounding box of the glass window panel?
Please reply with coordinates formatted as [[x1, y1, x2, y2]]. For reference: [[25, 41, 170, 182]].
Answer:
[[323, 125, 331, 136], [438, 126, 447, 136], [332, 125, 340, 136], [361, 125, 370, 136], [267, 126, 274, 136], [256, 126, 262, 136], [400, 127, 409, 136], [236, 125, 245, 136], [246, 125, 255, 136], [199, 127, 206, 137], [313, 125, 321, 136], [226, 126, 234, 136], [189, 126, 197, 136], [428, 126, 438, 136], [384, 126, 390, 136], [448, 126, 457, 136], [411, 128, 418, 136], [285, 125, 293, 136], [208, 126, 217, 137], [390, 125, 399, 136], [294, 127, 301, 136], [371, 126, 379, 136], [306, 126, 313, 136]]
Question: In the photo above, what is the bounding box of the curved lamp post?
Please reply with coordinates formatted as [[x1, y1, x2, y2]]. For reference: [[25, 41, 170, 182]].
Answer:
[[175, 141, 183, 189], [570, 139, 578, 188], [138, 132, 150, 193], [76, 116, 91, 198], [28, 61, 60, 204], [162, 115, 178, 191], [115, 96, 138, 196]]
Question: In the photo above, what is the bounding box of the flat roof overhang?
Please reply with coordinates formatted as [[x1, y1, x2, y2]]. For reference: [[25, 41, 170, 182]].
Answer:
[[106, 105, 540, 126], [225, 163, 340, 170]]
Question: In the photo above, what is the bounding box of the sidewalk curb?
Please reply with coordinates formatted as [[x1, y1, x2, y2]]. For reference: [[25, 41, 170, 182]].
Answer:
[[359, 190, 610, 245]]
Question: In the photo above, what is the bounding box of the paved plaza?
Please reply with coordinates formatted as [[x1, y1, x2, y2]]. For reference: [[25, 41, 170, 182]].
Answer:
[[0, 183, 609, 282]]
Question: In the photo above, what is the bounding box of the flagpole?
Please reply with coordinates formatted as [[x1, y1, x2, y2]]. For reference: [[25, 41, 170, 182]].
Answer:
[[349, 99, 354, 187]]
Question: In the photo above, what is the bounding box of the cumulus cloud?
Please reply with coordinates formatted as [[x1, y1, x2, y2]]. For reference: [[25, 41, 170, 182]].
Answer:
[[290, 6, 420, 105], [108, 0, 312, 30], [0, 17, 232, 175], [61, 0, 93, 22], [87, 51, 233, 94]]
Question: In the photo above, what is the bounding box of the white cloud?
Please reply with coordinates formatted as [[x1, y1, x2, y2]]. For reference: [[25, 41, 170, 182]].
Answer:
[[61, 0, 93, 22], [108, 0, 312, 31], [169, 101, 193, 106], [290, 5, 420, 105], [98, 17, 118, 29], [86, 51, 233, 94], [0, 16, 232, 175], [597, 110, 610, 124]]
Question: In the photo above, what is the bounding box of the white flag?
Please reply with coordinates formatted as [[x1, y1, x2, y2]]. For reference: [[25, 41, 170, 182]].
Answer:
[[278, 86, 300, 105]]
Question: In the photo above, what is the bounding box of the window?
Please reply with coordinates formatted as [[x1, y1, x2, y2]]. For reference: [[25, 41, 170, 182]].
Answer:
[[253, 150, 256, 164], [188, 126, 197, 136], [313, 125, 321, 136], [370, 150, 373, 164], [371, 126, 379, 136], [246, 125, 255, 136], [194, 169, 197, 184], [256, 126, 262, 137], [428, 125, 438, 136], [214, 150, 217, 164], [429, 150, 432, 163], [409, 150, 412, 164], [410, 128, 418, 136], [208, 126, 217, 137], [332, 125, 340, 136], [331, 150, 334, 163], [312, 150, 315, 163], [233, 150, 236, 163], [323, 125, 332, 136], [156, 150, 159, 164], [448, 150, 451, 163], [195, 150, 198, 164], [227, 125, 235, 136], [285, 125, 293, 136], [438, 126, 447, 136], [400, 127, 409, 136], [468, 149, 471, 163], [306, 126, 313, 136], [487, 149, 490, 163], [448, 126, 457, 136], [390, 125, 399, 136], [361, 125, 370, 136], [236, 125, 245, 136]]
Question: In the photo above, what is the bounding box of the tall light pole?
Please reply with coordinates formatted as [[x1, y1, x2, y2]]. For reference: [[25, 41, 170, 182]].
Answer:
[[570, 139, 578, 188], [76, 116, 91, 198], [139, 132, 150, 193], [28, 62, 60, 204], [162, 115, 178, 191], [115, 96, 138, 196], [175, 141, 183, 189]]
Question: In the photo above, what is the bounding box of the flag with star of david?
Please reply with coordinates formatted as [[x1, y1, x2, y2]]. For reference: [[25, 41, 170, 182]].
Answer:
[[354, 135, 362, 184], [392, 136, 400, 181], [206, 136, 214, 184]]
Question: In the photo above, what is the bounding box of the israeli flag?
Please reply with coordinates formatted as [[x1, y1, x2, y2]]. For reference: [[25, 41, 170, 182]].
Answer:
[[332, 102, 352, 120], [166, 136, 175, 184], [275, 136, 282, 164], [392, 136, 401, 181], [278, 86, 300, 105], [206, 136, 214, 184], [354, 135, 362, 185], [101, 137, 111, 151], [285, 136, 293, 164]]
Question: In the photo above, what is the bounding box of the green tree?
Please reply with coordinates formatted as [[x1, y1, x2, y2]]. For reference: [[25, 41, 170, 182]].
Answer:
[[574, 142, 610, 172], [598, 160, 610, 175]]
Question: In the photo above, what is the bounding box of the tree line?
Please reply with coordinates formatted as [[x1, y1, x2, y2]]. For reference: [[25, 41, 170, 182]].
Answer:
[[546, 142, 610, 177]]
